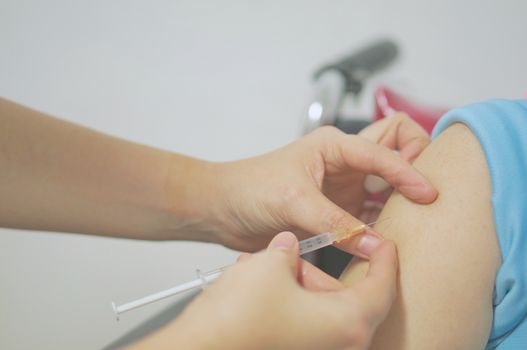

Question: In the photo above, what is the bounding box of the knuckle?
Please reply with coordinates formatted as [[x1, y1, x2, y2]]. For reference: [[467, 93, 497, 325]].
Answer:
[[364, 146, 379, 167], [312, 125, 343, 141], [381, 161, 406, 183], [367, 150, 387, 175], [345, 139, 377, 171]]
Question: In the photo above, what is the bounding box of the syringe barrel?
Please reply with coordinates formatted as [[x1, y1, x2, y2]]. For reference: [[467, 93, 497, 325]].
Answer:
[[299, 232, 337, 255]]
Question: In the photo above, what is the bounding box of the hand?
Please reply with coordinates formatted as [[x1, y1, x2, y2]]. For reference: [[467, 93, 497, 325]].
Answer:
[[205, 113, 437, 253], [129, 232, 398, 350]]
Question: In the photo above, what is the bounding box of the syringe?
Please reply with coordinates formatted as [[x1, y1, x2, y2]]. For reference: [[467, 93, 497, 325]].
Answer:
[[111, 219, 383, 320]]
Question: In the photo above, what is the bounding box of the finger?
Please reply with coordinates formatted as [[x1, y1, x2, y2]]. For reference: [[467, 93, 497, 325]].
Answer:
[[285, 186, 366, 255], [236, 252, 252, 262], [359, 112, 431, 163], [333, 228, 384, 259], [286, 187, 385, 257], [266, 231, 300, 275], [326, 134, 437, 204], [346, 240, 398, 323], [298, 259, 342, 291]]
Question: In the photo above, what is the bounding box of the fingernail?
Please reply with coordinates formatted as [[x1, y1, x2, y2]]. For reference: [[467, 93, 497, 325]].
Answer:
[[357, 234, 382, 256], [269, 232, 296, 250]]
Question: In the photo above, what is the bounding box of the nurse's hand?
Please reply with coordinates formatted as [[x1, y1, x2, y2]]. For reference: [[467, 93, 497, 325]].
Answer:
[[199, 113, 436, 253], [128, 232, 398, 350]]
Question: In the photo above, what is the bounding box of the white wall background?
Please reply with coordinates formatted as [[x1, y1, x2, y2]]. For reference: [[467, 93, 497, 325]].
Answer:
[[0, 1, 526, 349]]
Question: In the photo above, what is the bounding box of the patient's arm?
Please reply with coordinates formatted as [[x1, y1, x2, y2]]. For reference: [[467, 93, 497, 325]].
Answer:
[[340, 123, 501, 349]]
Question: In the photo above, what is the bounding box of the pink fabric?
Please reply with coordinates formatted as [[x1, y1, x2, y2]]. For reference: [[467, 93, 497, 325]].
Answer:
[[373, 85, 448, 134]]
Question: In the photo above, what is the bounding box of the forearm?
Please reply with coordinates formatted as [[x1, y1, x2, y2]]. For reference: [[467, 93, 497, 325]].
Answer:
[[0, 97, 217, 240]]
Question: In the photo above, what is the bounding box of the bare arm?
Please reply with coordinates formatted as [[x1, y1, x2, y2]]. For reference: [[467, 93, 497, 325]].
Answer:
[[0, 97, 216, 240], [0, 97, 436, 252], [340, 123, 501, 349]]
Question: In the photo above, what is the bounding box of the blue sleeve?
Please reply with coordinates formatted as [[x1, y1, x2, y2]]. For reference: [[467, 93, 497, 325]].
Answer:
[[431, 99, 527, 349]]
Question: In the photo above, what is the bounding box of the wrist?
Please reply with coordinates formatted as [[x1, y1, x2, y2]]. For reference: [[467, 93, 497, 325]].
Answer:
[[161, 154, 225, 243]]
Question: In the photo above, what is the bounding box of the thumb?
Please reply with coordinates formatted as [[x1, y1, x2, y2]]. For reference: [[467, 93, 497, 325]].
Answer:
[[266, 231, 300, 275]]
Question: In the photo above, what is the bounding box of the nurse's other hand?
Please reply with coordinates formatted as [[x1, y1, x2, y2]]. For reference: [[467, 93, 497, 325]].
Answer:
[[208, 114, 436, 252], [128, 232, 398, 350]]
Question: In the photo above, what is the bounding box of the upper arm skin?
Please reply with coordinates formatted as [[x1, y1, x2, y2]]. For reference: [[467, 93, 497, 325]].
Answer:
[[340, 123, 501, 349]]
